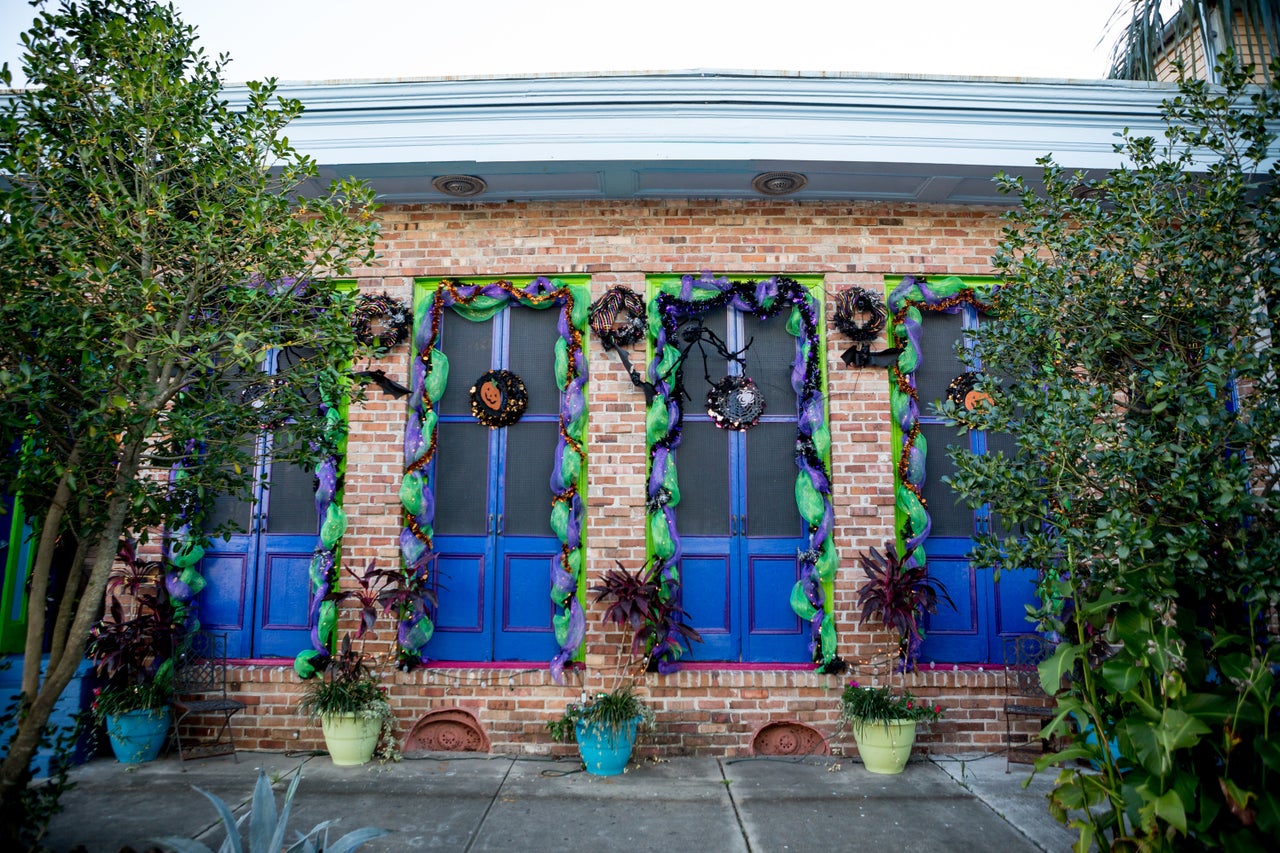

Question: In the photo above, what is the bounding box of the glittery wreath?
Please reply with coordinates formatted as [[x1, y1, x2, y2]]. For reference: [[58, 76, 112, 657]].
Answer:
[[589, 286, 647, 348], [470, 369, 528, 428], [706, 375, 766, 431], [945, 371, 993, 411], [352, 293, 411, 349], [831, 287, 887, 343]]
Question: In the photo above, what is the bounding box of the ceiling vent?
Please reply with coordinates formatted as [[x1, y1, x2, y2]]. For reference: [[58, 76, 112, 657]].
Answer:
[[752, 171, 808, 195], [432, 175, 488, 197]]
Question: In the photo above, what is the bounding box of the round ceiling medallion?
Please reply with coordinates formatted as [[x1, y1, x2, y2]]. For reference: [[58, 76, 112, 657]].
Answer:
[[751, 171, 808, 195], [432, 174, 488, 197]]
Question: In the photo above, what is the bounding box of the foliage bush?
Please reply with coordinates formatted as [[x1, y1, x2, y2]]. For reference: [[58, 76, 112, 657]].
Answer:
[[0, 0, 377, 835], [944, 56, 1280, 850]]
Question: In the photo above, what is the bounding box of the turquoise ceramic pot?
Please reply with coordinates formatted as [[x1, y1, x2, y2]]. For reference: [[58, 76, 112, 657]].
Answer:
[[574, 716, 641, 776], [105, 707, 171, 764]]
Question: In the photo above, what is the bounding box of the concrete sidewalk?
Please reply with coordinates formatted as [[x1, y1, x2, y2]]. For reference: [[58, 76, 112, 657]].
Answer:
[[40, 751, 1075, 852]]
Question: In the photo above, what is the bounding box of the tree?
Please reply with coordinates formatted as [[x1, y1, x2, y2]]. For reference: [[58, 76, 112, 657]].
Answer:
[[944, 58, 1280, 849], [0, 0, 378, 839], [1106, 1, 1280, 85]]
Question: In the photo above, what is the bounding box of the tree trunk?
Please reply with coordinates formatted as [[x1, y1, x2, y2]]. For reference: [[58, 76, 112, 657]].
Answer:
[[19, 444, 81, 700], [0, 446, 139, 844]]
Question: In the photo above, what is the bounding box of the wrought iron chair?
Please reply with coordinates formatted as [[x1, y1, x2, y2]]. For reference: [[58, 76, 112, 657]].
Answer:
[[1002, 633, 1057, 772], [171, 631, 245, 765]]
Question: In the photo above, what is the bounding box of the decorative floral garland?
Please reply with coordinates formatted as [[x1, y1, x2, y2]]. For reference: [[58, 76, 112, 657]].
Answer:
[[401, 278, 590, 680], [886, 275, 993, 574], [645, 273, 838, 670]]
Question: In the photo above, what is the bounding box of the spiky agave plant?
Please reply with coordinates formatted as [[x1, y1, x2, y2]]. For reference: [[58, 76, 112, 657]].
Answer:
[[154, 770, 387, 853]]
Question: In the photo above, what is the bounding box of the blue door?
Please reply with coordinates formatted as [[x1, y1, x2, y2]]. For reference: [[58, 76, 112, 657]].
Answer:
[[677, 308, 809, 663], [198, 350, 318, 659], [428, 306, 561, 662], [914, 308, 1039, 663]]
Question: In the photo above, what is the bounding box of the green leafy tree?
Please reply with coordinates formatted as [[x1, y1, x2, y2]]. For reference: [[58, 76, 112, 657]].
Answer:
[[944, 58, 1280, 850], [0, 0, 378, 840]]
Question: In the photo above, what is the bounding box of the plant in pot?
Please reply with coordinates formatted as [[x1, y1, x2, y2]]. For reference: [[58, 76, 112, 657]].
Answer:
[[843, 540, 953, 774], [840, 680, 943, 775], [546, 560, 700, 776], [296, 561, 399, 765], [87, 544, 184, 764]]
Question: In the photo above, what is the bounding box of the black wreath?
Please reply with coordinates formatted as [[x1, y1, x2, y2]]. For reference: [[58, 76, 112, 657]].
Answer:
[[589, 286, 647, 348], [706, 376, 766, 431], [831, 287, 887, 343], [352, 293, 411, 349], [946, 372, 992, 411], [470, 369, 528, 428]]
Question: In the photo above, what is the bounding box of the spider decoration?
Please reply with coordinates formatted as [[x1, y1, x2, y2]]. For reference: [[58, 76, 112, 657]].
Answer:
[[351, 293, 411, 349], [832, 287, 898, 367], [470, 369, 528, 428], [946, 372, 993, 411], [706, 375, 766, 431]]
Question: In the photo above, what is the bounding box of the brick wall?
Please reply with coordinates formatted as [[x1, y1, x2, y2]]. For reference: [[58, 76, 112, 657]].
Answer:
[[211, 198, 1038, 758]]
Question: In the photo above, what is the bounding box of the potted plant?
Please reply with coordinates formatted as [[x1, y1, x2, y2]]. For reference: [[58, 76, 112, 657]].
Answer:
[[87, 543, 184, 763], [591, 558, 702, 673], [544, 560, 698, 776], [547, 686, 655, 776], [842, 540, 953, 774], [296, 561, 398, 765], [840, 680, 943, 774], [856, 540, 953, 671]]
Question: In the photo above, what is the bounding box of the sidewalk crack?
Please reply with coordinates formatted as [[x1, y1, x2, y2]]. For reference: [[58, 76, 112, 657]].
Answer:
[[462, 756, 516, 853], [718, 757, 753, 853]]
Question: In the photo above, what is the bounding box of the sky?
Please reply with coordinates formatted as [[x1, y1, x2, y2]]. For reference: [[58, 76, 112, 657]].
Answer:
[[2, 0, 1126, 86]]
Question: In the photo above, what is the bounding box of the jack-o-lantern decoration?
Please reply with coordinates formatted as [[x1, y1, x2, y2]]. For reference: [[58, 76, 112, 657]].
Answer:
[[946, 372, 993, 411], [470, 369, 528, 428]]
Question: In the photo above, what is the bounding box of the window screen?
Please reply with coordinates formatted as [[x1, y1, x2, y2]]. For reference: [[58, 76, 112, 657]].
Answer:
[[681, 306, 729, 409], [502, 421, 558, 535], [675, 420, 730, 536], [507, 307, 561, 416], [984, 430, 1023, 538], [438, 315, 495, 416], [915, 311, 966, 411], [918, 422, 973, 537], [434, 422, 490, 535], [746, 422, 803, 537], [742, 313, 797, 411], [208, 491, 253, 534], [265, 459, 318, 534]]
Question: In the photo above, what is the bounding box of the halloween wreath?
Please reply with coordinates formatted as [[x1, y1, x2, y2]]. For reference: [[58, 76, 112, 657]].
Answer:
[[946, 371, 992, 411], [470, 369, 528, 428], [706, 375, 766, 431], [832, 287, 886, 342], [831, 287, 899, 367], [352, 293, 411, 349], [589, 286, 646, 349]]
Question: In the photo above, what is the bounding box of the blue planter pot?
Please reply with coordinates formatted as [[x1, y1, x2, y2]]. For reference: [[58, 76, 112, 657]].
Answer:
[[105, 707, 171, 764], [575, 715, 640, 777]]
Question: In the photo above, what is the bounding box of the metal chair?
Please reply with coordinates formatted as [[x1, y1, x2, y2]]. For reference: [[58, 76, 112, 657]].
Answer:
[[1002, 633, 1056, 772], [171, 631, 245, 765]]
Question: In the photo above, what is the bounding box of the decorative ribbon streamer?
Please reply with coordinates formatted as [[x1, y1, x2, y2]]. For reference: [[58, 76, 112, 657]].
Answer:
[[402, 278, 589, 680], [646, 273, 839, 670]]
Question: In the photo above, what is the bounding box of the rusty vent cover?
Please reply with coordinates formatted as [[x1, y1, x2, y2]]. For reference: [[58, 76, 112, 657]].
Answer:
[[750, 720, 830, 757], [404, 709, 490, 755]]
